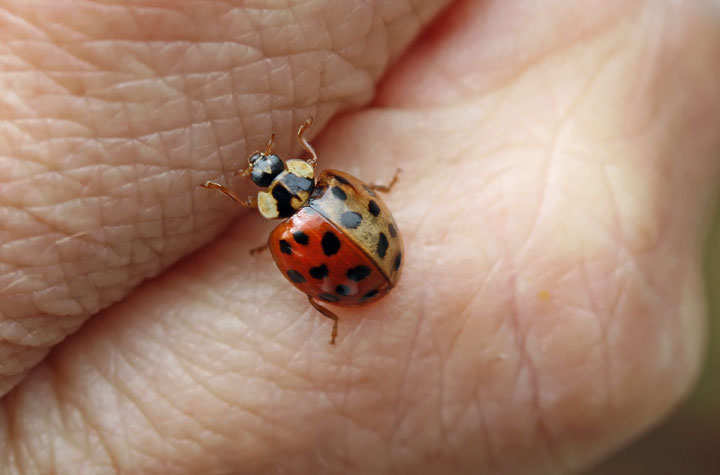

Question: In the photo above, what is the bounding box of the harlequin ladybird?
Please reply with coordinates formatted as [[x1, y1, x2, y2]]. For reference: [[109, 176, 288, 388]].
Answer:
[[202, 118, 403, 344]]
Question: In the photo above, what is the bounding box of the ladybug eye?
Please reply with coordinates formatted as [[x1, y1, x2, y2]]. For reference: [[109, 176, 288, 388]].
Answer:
[[249, 153, 263, 164]]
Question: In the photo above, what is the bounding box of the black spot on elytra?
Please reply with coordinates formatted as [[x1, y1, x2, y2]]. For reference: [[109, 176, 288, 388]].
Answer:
[[377, 233, 388, 258], [336, 285, 350, 296], [362, 184, 377, 197], [340, 211, 362, 229], [332, 174, 351, 185], [360, 288, 379, 302], [368, 200, 380, 217], [331, 186, 347, 201], [279, 239, 292, 255], [286, 270, 305, 283], [393, 252, 402, 271], [293, 231, 309, 245], [319, 293, 340, 302], [309, 264, 329, 279], [321, 231, 341, 256], [346, 265, 371, 282], [388, 223, 397, 238]]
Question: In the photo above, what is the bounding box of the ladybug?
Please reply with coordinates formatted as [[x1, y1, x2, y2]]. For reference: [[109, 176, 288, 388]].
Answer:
[[202, 118, 403, 344]]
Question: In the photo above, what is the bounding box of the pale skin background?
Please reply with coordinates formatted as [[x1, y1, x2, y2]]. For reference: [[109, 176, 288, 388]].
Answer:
[[1, 0, 719, 474]]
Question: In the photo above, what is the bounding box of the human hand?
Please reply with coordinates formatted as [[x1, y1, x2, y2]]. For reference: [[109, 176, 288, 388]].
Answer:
[[1, 1, 719, 473]]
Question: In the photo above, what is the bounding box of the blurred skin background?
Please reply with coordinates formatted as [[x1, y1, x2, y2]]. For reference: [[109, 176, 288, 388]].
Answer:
[[590, 225, 720, 474]]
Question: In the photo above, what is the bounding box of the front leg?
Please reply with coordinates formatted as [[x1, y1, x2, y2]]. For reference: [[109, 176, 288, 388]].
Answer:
[[202, 181, 257, 207], [297, 118, 318, 167]]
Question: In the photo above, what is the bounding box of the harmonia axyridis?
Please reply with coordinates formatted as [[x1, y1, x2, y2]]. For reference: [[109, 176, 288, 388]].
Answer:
[[203, 118, 403, 344]]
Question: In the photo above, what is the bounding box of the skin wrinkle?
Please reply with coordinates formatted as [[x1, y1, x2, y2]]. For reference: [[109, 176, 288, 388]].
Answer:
[[489, 15, 667, 464], [440, 279, 505, 466], [571, 259, 614, 463], [393, 329, 444, 468], [477, 399, 498, 472], [0, 338, 48, 379], [172, 348, 259, 415], [524, 264, 620, 469], [435, 332, 452, 465], [18, 371, 85, 474], [269, 301, 318, 343], [516, 106, 591, 263], [72, 338, 228, 471], [100, 356, 175, 452], [506, 271, 562, 474], [590, 250, 632, 417], [457, 305, 515, 471], [41, 362, 110, 464], [404, 181, 500, 468], [126, 368, 267, 468], [392, 1, 637, 112], [387, 302, 424, 436], [164, 264, 357, 392], [80, 362, 148, 473]]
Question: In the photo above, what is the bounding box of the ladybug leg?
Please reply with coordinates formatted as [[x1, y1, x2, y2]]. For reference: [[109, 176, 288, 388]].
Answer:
[[249, 243, 268, 255], [368, 168, 402, 193], [308, 296, 339, 345], [297, 117, 318, 168], [202, 181, 257, 207]]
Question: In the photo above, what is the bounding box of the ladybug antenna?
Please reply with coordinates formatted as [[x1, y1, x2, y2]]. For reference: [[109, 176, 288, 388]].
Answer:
[[264, 134, 276, 156], [245, 132, 277, 169]]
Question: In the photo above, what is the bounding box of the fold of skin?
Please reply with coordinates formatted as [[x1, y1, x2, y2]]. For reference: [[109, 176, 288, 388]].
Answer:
[[1, 0, 720, 474]]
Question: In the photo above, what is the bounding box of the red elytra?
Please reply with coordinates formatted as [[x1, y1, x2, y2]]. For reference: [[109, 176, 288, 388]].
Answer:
[[269, 207, 392, 305], [202, 119, 402, 344]]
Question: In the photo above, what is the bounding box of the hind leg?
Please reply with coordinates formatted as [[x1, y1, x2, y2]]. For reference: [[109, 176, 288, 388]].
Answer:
[[308, 297, 339, 345]]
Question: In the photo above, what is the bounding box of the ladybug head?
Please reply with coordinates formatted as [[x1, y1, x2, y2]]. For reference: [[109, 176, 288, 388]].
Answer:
[[249, 152, 284, 188]]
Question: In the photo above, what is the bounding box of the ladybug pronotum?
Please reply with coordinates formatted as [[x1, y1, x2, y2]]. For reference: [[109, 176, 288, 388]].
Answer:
[[203, 118, 403, 344]]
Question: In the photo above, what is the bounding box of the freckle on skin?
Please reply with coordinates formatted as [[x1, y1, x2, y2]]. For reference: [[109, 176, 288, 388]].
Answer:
[[537, 290, 551, 302]]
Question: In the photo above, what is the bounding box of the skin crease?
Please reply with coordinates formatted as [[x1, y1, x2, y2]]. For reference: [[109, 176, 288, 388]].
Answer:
[[0, 0, 719, 474]]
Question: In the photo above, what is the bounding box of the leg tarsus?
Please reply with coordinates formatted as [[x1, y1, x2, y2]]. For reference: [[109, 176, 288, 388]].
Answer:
[[202, 181, 257, 207], [308, 296, 339, 345], [297, 117, 318, 168], [369, 168, 402, 193]]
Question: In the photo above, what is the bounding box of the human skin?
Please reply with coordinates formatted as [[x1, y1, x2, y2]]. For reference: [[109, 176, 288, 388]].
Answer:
[[1, 0, 719, 473]]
